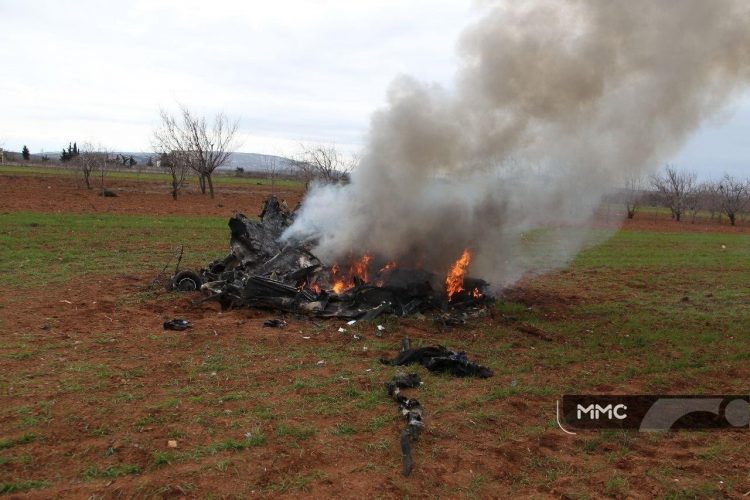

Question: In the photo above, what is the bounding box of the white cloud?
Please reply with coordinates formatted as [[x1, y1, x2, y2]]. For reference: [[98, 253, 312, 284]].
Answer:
[[0, 0, 747, 178], [0, 1, 475, 155]]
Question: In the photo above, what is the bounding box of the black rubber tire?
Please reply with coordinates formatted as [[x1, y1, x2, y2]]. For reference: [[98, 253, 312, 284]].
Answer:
[[172, 270, 202, 291]]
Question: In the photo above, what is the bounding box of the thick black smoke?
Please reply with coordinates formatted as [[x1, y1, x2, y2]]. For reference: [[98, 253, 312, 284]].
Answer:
[[284, 0, 750, 287]]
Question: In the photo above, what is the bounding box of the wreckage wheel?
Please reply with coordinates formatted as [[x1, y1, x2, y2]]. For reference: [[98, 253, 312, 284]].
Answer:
[[172, 271, 202, 292]]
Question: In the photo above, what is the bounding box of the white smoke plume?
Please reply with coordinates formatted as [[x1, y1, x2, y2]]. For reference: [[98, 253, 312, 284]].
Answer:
[[284, 0, 750, 288]]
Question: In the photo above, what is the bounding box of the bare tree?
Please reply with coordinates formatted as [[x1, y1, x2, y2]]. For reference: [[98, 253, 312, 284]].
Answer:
[[153, 104, 239, 198], [96, 148, 113, 196], [291, 144, 356, 189], [74, 143, 102, 189], [650, 165, 696, 222], [158, 151, 191, 200], [623, 175, 643, 219], [717, 174, 749, 226], [700, 181, 722, 221], [685, 182, 705, 224]]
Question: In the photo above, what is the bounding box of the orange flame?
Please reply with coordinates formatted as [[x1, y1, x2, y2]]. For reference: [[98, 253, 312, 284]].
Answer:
[[332, 281, 346, 294], [446, 249, 471, 300], [329, 254, 373, 294], [349, 254, 372, 283]]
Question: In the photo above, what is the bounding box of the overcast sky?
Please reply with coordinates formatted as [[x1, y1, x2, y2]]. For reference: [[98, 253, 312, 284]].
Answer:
[[1, 0, 748, 178]]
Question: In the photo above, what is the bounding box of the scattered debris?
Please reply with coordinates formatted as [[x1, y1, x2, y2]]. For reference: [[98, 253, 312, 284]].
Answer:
[[172, 270, 202, 291], [347, 320, 357, 326], [163, 319, 191, 331], [338, 327, 347, 333], [514, 323, 554, 342], [153, 245, 186, 290], [262, 319, 288, 328], [380, 342, 493, 378], [380, 339, 491, 477], [377, 325, 385, 331], [167, 440, 178, 448], [386, 370, 423, 477]]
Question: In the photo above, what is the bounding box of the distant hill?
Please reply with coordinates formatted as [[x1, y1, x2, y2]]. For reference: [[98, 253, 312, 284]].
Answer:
[[3, 150, 296, 174], [116, 152, 295, 173]]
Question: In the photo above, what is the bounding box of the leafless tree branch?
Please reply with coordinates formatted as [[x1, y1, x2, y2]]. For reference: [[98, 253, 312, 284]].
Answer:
[[650, 165, 696, 222], [152, 104, 240, 198]]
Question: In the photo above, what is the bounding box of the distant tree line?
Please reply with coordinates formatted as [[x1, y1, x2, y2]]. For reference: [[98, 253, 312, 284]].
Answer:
[[620, 165, 749, 226]]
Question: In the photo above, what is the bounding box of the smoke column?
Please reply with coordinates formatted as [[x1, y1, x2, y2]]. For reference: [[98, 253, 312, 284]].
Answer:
[[283, 0, 750, 288]]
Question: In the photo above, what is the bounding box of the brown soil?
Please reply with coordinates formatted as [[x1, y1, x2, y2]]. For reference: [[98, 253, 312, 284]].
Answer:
[[0, 174, 303, 217], [2, 174, 747, 236], [4, 276, 747, 498], [622, 214, 749, 234]]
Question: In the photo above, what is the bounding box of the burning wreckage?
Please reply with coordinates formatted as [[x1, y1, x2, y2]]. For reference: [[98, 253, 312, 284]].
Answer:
[[170, 196, 495, 476], [172, 195, 492, 322]]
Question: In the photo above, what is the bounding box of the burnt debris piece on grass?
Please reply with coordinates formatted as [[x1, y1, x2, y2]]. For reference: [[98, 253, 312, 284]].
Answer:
[[173, 195, 493, 321], [262, 318, 288, 328], [380, 344, 494, 378], [386, 370, 423, 477], [383, 338, 493, 476], [163, 318, 191, 331]]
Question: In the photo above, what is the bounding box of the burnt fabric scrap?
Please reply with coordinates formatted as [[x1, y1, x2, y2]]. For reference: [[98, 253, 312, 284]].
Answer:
[[386, 372, 423, 477], [380, 345, 494, 378]]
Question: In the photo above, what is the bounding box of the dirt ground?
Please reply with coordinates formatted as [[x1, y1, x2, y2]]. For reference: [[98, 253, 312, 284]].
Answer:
[[1, 173, 749, 498], [0, 174, 303, 217], [3, 276, 747, 498], [1, 173, 747, 234]]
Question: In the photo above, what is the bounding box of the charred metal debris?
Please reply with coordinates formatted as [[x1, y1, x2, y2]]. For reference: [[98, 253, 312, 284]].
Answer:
[[172, 195, 493, 321], [163, 318, 191, 331], [386, 371, 423, 477], [383, 338, 493, 476], [380, 344, 494, 378]]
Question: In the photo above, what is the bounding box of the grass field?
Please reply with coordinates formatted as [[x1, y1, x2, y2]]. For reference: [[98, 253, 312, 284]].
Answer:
[[0, 164, 303, 188], [1, 204, 749, 496], [1, 164, 749, 498], [0, 212, 227, 288]]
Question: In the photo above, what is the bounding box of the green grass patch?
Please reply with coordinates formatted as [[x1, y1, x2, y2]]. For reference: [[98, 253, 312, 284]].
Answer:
[[152, 450, 177, 466], [275, 424, 316, 441], [0, 480, 50, 494], [329, 423, 357, 436], [203, 435, 267, 454], [573, 230, 750, 269], [81, 464, 141, 480], [0, 212, 227, 288], [0, 433, 36, 450]]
